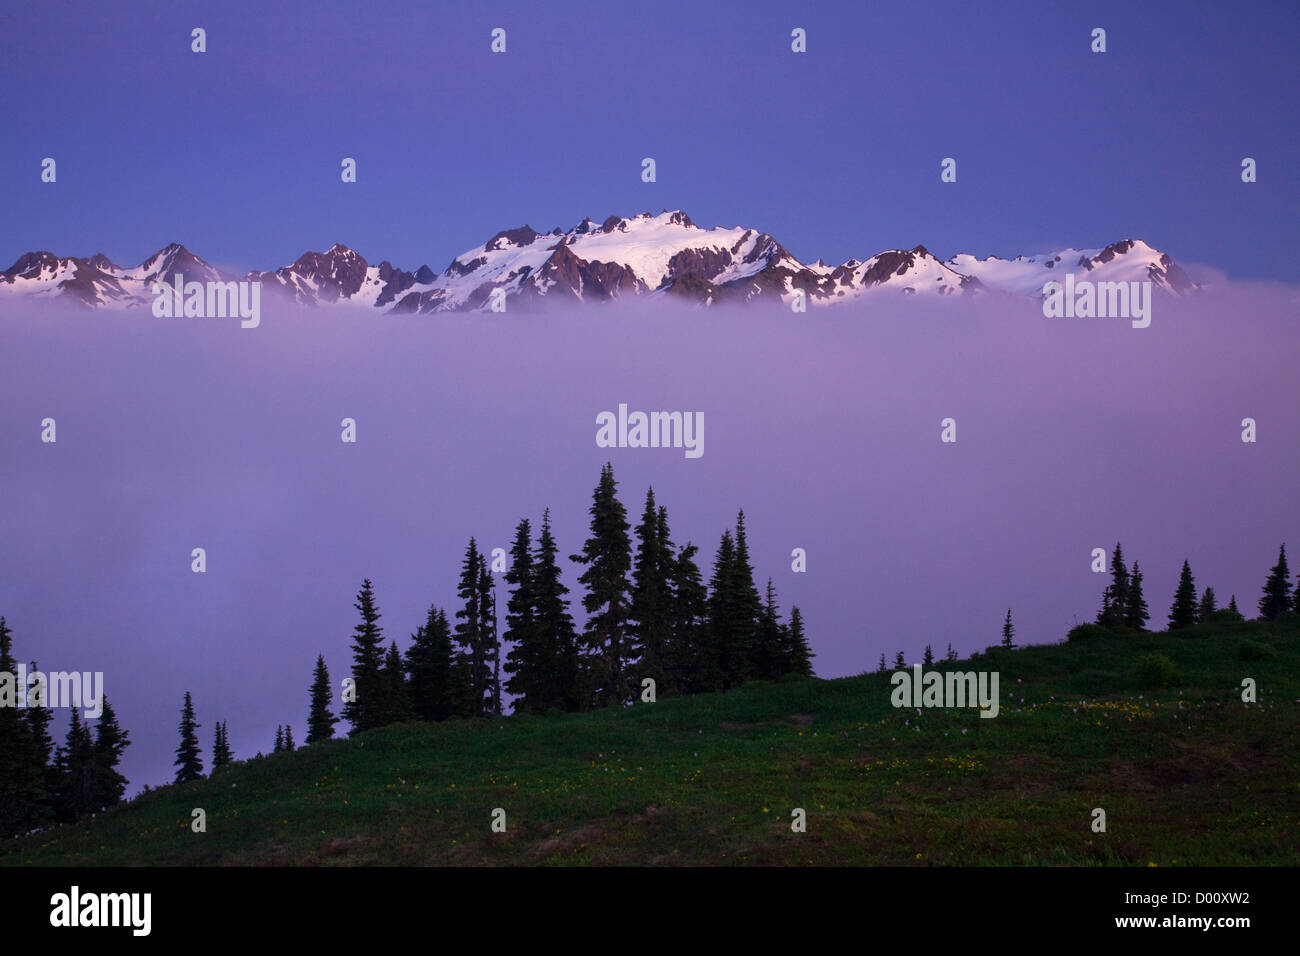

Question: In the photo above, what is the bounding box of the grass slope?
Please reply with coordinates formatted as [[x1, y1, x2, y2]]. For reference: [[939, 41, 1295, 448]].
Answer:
[[4, 620, 1297, 866]]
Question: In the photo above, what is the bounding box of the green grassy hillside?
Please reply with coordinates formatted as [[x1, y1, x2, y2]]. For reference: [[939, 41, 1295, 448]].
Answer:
[[4, 619, 1297, 866]]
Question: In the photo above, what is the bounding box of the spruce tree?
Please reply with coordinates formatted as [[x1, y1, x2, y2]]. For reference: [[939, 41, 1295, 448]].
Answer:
[[91, 696, 129, 810], [894, 650, 906, 668], [570, 464, 633, 708], [343, 579, 385, 735], [1168, 560, 1199, 630], [406, 607, 453, 722], [946, 643, 959, 663], [24, 662, 57, 827], [923, 644, 934, 667], [1104, 543, 1129, 628], [629, 489, 675, 696], [174, 691, 203, 783], [878, 652, 887, 674], [532, 509, 579, 711], [785, 606, 814, 676], [1259, 544, 1291, 620], [273, 725, 284, 753], [1198, 587, 1217, 622], [307, 654, 338, 742], [1229, 594, 1241, 616], [1123, 562, 1150, 631], [284, 725, 295, 751], [1001, 609, 1016, 648]]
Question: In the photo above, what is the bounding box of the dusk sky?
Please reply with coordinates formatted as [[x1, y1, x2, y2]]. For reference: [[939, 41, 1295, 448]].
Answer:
[[1, 0, 1297, 279], [0, 1, 1297, 795]]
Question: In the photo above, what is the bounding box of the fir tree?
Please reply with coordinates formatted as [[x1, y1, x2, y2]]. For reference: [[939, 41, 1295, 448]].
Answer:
[[174, 691, 202, 783], [728, 510, 764, 681], [380, 642, 410, 724], [1197, 587, 1217, 622], [452, 539, 489, 717], [0, 619, 43, 835], [894, 650, 906, 668], [24, 661, 57, 827], [405, 608, 453, 722], [570, 464, 633, 708], [1168, 560, 1199, 630], [923, 644, 934, 667], [785, 606, 814, 677], [502, 519, 544, 712], [284, 725, 295, 751], [1103, 543, 1129, 628], [1259, 544, 1291, 620], [704, 529, 739, 691], [878, 652, 887, 674], [1124, 562, 1150, 631], [91, 696, 129, 810], [58, 708, 97, 820], [666, 536, 708, 696], [478, 558, 501, 716], [753, 579, 785, 680], [213, 720, 232, 768], [1001, 608, 1016, 648], [629, 489, 675, 695], [1229, 594, 1240, 615], [342, 579, 385, 735], [273, 725, 284, 753], [946, 643, 959, 663], [307, 654, 338, 742], [531, 509, 580, 712]]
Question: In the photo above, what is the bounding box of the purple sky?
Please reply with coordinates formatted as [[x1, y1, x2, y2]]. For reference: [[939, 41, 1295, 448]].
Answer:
[[1, 0, 1297, 281], [1, 286, 1297, 792]]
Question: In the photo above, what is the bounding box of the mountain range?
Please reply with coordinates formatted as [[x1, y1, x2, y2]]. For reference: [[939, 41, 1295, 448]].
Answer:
[[0, 210, 1199, 312]]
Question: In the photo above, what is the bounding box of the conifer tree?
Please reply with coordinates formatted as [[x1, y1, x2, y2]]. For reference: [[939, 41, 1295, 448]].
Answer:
[[704, 529, 739, 691], [753, 579, 785, 680], [1001, 609, 1016, 648], [405, 608, 454, 723], [58, 708, 97, 820], [923, 644, 934, 667], [380, 642, 410, 724], [629, 489, 675, 695], [91, 696, 129, 809], [1259, 544, 1291, 620], [343, 579, 385, 735], [24, 661, 57, 827], [532, 509, 580, 711], [665, 536, 708, 696], [284, 725, 295, 751], [478, 558, 501, 716], [1103, 543, 1129, 628], [0, 619, 43, 835], [571, 464, 633, 708], [213, 720, 232, 768], [273, 725, 284, 753], [503, 519, 544, 712], [1198, 587, 1217, 622], [946, 643, 959, 663], [1168, 560, 1199, 630], [1229, 594, 1241, 616], [785, 606, 814, 676], [878, 652, 887, 674], [894, 650, 906, 668], [307, 654, 338, 742], [1124, 561, 1150, 631], [453, 539, 489, 716], [174, 691, 203, 783], [730, 510, 764, 681]]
